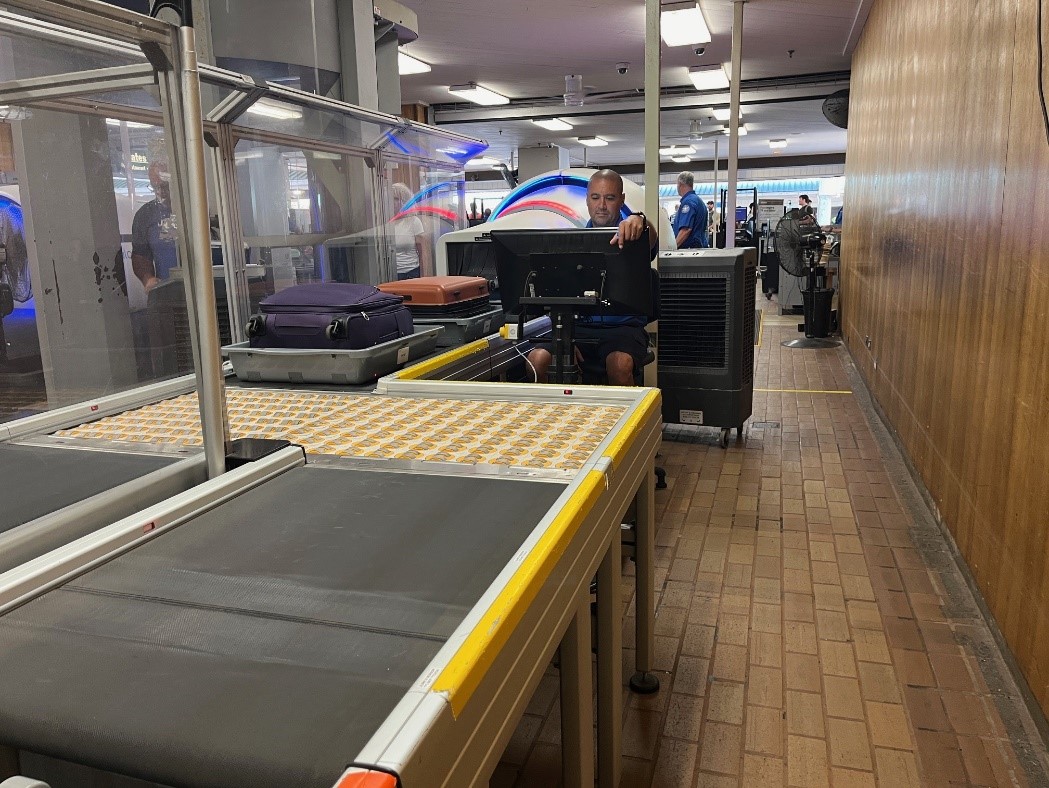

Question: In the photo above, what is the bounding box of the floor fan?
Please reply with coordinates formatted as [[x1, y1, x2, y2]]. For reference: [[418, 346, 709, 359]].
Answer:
[[775, 210, 839, 349]]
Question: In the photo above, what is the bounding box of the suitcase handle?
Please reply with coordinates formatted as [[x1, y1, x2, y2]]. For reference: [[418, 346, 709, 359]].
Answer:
[[245, 315, 266, 338]]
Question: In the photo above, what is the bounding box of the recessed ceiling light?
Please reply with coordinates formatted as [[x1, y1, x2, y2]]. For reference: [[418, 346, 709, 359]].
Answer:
[[398, 50, 431, 75], [532, 117, 574, 131], [671, 155, 692, 163], [448, 82, 510, 106], [578, 136, 608, 147], [106, 118, 154, 129], [660, 145, 695, 155], [245, 98, 303, 121], [709, 107, 742, 122], [769, 138, 787, 149], [660, 2, 712, 47], [688, 65, 729, 91]]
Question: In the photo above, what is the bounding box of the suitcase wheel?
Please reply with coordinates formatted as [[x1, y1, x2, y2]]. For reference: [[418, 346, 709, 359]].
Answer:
[[326, 318, 346, 341], [245, 315, 266, 338]]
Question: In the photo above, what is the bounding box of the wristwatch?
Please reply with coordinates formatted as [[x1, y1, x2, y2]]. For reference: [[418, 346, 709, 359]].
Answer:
[[629, 211, 647, 224]]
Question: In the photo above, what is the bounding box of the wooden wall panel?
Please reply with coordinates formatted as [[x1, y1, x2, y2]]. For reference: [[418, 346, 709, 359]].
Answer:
[[843, 0, 1049, 711]]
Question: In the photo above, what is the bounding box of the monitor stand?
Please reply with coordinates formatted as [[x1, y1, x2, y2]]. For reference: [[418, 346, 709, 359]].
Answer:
[[519, 295, 600, 384]]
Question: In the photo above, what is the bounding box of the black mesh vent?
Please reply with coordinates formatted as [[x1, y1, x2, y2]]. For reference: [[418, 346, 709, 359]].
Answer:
[[173, 295, 233, 374], [742, 265, 756, 385], [659, 274, 729, 369]]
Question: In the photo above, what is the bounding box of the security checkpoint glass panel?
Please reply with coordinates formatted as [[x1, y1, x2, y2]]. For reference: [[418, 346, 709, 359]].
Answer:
[[0, 99, 208, 427], [0, 14, 147, 84], [232, 138, 382, 297], [380, 122, 488, 170], [232, 97, 389, 151], [379, 158, 468, 279]]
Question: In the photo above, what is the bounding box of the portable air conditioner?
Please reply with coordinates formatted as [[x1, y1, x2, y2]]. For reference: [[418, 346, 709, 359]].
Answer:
[[658, 248, 757, 444]]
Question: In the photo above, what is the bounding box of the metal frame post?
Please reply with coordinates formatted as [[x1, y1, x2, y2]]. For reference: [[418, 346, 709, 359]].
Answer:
[[726, 0, 746, 250]]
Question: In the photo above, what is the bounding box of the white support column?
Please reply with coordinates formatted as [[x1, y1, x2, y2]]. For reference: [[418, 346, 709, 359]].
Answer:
[[337, 0, 379, 110], [725, 0, 746, 249]]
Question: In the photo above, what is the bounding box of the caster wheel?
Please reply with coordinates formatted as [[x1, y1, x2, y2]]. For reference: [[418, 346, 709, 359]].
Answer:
[[655, 467, 667, 490], [720, 428, 730, 448]]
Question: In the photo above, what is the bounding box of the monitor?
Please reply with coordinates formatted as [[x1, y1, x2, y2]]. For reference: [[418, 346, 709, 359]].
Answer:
[[735, 206, 748, 223], [490, 229, 653, 319]]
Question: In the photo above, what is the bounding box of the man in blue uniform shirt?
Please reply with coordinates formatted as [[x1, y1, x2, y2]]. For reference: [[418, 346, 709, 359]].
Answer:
[[672, 171, 708, 249], [526, 169, 657, 386]]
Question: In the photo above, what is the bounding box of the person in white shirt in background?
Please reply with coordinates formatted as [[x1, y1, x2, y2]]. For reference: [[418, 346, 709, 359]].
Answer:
[[389, 182, 431, 280]]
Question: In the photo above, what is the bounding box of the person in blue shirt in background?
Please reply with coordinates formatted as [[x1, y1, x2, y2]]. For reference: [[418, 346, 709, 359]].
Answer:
[[672, 171, 708, 249], [526, 168, 657, 386]]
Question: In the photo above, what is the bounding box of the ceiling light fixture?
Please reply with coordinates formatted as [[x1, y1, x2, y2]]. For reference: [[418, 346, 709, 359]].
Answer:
[[687, 65, 729, 91], [532, 117, 574, 131], [105, 118, 154, 129], [769, 138, 787, 149], [709, 107, 742, 122], [578, 136, 608, 147], [465, 156, 504, 168], [448, 82, 510, 106], [660, 145, 695, 156], [671, 155, 692, 163], [245, 99, 303, 121], [660, 2, 712, 47], [398, 50, 431, 75]]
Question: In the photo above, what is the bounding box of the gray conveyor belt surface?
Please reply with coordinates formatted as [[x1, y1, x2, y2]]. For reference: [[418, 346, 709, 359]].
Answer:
[[0, 444, 177, 534], [0, 466, 566, 788]]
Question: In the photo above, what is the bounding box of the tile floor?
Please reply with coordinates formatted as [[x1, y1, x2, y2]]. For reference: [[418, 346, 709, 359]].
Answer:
[[491, 304, 1049, 787]]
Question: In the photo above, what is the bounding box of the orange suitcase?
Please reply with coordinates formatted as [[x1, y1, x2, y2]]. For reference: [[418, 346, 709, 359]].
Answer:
[[378, 275, 489, 306]]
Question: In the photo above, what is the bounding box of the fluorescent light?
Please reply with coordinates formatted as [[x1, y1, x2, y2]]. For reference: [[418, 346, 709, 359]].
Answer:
[[106, 118, 154, 129], [448, 82, 509, 106], [532, 117, 574, 131], [246, 99, 303, 121], [577, 136, 608, 147], [660, 145, 695, 156], [398, 50, 431, 75], [671, 156, 692, 163], [466, 156, 503, 168], [660, 2, 711, 47], [722, 124, 748, 136], [769, 138, 787, 149], [688, 65, 729, 91], [709, 107, 742, 122]]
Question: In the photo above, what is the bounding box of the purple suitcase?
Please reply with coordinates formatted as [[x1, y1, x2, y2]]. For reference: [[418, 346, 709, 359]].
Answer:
[[246, 283, 413, 350]]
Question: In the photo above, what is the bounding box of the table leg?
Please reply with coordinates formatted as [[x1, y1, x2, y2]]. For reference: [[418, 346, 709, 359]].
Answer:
[[630, 470, 660, 694], [560, 587, 594, 788], [596, 535, 621, 787]]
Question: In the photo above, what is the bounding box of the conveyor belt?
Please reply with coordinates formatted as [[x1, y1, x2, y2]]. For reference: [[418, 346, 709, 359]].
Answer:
[[55, 389, 625, 470], [0, 444, 177, 534], [0, 466, 566, 788]]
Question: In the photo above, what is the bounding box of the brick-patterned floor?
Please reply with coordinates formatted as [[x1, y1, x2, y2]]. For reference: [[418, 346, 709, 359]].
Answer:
[[492, 307, 1049, 787]]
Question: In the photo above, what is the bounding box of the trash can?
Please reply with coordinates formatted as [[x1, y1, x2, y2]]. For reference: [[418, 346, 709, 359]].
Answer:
[[802, 287, 835, 338]]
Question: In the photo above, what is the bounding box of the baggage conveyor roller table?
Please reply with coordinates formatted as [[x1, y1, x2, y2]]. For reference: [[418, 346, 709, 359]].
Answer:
[[0, 383, 662, 788]]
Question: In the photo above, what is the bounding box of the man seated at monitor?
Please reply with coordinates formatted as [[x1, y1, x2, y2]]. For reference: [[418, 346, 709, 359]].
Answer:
[[526, 169, 657, 386]]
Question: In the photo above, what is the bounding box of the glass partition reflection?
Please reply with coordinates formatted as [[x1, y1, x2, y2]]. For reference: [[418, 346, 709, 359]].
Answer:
[[379, 156, 467, 280], [232, 137, 381, 298], [0, 104, 211, 426]]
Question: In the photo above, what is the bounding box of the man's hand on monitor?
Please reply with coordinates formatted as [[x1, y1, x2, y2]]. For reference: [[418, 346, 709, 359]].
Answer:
[[612, 214, 647, 248]]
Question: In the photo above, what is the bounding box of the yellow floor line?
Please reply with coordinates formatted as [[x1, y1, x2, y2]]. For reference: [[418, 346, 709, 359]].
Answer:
[[755, 310, 764, 347], [755, 388, 853, 394]]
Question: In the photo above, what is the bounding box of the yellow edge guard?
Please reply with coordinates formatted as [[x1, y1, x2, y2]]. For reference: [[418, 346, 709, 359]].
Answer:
[[393, 339, 490, 380], [432, 469, 606, 716], [600, 388, 661, 469]]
